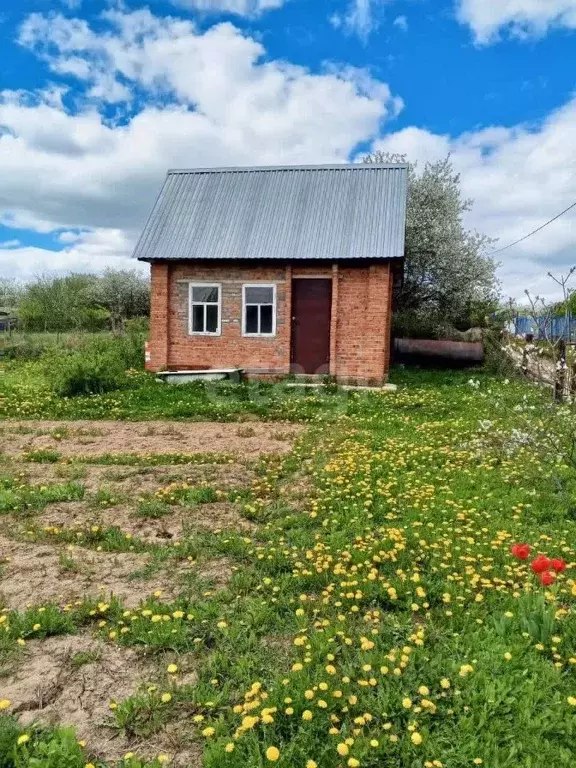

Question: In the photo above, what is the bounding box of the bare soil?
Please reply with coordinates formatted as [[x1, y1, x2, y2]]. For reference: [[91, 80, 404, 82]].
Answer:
[[196, 557, 235, 589], [1, 633, 201, 765], [2, 420, 302, 458], [0, 535, 191, 609]]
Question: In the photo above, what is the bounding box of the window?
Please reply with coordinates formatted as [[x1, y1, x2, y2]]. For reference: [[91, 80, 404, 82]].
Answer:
[[242, 284, 276, 336], [189, 283, 221, 335]]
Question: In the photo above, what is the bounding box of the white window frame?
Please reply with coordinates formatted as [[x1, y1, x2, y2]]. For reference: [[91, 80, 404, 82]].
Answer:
[[242, 283, 277, 337], [188, 282, 222, 336]]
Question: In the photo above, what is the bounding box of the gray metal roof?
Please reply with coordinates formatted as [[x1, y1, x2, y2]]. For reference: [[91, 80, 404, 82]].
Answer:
[[134, 164, 408, 262]]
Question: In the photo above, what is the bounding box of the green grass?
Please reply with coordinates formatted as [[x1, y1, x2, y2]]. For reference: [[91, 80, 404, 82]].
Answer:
[[2, 364, 576, 766], [0, 357, 392, 422], [0, 478, 84, 514]]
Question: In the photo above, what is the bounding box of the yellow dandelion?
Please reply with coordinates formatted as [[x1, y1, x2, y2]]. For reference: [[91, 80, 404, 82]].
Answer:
[[265, 746, 280, 762]]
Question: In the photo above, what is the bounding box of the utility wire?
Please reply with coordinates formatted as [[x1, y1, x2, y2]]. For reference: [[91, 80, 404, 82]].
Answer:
[[490, 200, 576, 256]]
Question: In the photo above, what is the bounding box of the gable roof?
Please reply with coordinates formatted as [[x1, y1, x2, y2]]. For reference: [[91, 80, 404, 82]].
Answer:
[[134, 163, 408, 263]]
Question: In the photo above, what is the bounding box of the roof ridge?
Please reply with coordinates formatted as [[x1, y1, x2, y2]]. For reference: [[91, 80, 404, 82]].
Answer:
[[166, 163, 409, 174]]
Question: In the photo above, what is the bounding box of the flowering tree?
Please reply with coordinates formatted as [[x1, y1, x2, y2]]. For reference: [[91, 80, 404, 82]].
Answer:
[[90, 269, 150, 334], [363, 151, 498, 332]]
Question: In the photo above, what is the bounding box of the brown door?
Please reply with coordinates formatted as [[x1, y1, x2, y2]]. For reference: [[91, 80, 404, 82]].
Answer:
[[291, 279, 332, 374]]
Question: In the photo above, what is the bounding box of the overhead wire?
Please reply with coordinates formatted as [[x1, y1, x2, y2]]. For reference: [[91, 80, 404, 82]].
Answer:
[[489, 200, 576, 255]]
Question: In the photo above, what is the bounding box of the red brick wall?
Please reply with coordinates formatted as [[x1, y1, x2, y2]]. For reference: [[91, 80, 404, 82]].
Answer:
[[148, 262, 170, 370], [147, 260, 393, 384], [335, 264, 392, 383]]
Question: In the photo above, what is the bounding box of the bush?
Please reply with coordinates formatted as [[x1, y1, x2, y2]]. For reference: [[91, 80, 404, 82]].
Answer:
[[48, 351, 129, 397], [114, 328, 146, 370], [0, 334, 58, 361], [44, 336, 141, 397], [393, 309, 456, 340]]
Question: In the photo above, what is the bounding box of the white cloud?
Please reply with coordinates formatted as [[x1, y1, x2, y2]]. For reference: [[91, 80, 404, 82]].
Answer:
[[1, 9, 399, 278], [371, 101, 576, 300], [330, 2, 403, 41], [0, 239, 20, 249], [330, 0, 378, 40], [393, 15, 408, 31], [167, 0, 285, 15], [0, 229, 148, 281], [457, 0, 576, 43], [345, 0, 374, 39]]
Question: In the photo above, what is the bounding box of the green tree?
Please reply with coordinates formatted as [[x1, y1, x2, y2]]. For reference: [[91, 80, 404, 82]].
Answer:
[[0, 278, 23, 311], [18, 274, 98, 333], [90, 269, 150, 333], [363, 151, 499, 333]]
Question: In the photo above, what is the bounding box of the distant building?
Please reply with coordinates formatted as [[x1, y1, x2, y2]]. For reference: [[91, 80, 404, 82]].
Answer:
[[0, 308, 16, 333]]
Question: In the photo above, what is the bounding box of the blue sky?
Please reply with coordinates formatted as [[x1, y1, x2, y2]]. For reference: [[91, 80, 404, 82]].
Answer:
[[0, 0, 575, 298]]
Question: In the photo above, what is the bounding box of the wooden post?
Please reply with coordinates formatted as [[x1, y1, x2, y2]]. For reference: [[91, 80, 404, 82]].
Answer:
[[555, 338, 567, 403], [522, 343, 529, 377]]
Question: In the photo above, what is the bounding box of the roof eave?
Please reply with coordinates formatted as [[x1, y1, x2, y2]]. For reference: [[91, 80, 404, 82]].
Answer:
[[138, 254, 405, 263]]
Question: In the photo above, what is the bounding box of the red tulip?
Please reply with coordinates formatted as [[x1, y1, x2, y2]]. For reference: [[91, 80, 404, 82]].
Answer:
[[510, 543, 531, 560], [538, 570, 555, 587], [531, 554, 551, 574], [550, 558, 566, 573]]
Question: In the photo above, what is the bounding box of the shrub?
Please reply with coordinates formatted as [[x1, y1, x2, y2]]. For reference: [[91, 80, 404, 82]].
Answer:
[[45, 339, 130, 397], [114, 328, 146, 370], [41, 327, 148, 398], [393, 309, 456, 340]]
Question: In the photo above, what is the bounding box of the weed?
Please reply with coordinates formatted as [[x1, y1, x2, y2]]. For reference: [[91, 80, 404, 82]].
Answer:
[[58, 553, 81, 574], [70, 649, 101, 667], [23, 449, 62, 463]]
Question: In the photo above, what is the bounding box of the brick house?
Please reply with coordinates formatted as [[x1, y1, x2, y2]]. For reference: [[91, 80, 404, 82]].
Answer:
[[135, 164, 407, 385]]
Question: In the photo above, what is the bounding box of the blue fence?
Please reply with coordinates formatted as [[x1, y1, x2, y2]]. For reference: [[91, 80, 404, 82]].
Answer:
[[512, 315, 576, 340]]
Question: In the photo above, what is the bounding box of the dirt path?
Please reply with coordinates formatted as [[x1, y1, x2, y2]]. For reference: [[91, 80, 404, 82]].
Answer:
[[1, 420, 302, 457]]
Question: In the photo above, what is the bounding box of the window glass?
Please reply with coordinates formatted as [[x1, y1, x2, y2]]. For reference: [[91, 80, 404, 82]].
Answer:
[[245, 305, 259, 334], [260, 305, 273, 334], [245, 286, 273, 304], [192, 304, 204, 333], [192, 286, 219, 303], [206, 304, 219, 333]]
